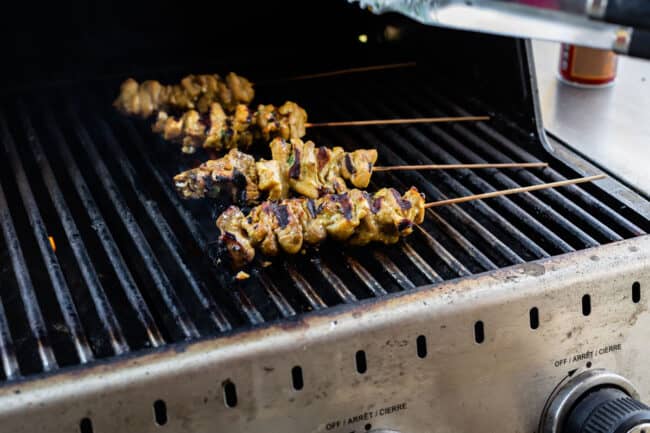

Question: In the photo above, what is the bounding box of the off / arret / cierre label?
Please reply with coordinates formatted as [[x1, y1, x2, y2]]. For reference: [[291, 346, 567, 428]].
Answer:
[[553, 343, 622, 368], [325, 402, 407, 431]]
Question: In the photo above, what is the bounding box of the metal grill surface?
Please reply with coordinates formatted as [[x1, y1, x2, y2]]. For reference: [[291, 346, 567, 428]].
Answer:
[[0, 69, 647, 383]]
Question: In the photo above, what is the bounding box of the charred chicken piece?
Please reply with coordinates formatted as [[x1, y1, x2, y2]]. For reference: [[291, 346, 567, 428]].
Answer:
[[153, 102, 307, 154], [174, 139, 378, 203], [173, 149, 261, 203], [216, 187, 425, 268], [114, 72, 254, 118]]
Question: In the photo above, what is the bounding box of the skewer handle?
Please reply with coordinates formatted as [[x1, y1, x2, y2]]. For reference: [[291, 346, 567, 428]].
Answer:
[[424, 174, 607, 208], [373, 162, 548, 172], [305, 115, 490, 128]]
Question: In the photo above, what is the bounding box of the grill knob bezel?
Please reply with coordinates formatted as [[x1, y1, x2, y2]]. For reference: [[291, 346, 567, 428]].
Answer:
[[539, 369, 641, 433]]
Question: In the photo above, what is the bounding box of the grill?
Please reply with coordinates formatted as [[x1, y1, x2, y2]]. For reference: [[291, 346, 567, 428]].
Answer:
[[1, 2, 650, 432], [0, 67, 646, 381]]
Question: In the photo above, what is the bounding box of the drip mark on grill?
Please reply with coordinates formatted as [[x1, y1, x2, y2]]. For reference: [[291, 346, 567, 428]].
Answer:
[[289, 148, 301, 179]]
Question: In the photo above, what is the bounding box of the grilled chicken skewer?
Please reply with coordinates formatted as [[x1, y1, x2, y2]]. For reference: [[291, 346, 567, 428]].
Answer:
[[152, 101, 307, 154], [216, 174, 605, 268], [174, 138, 548, 204], [217, 187, 425, 268], [114, 72, 255, 118], [174, 138, 377, 203]]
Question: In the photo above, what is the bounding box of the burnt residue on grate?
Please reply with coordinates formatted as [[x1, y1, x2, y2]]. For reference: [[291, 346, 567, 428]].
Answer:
[[0, 68, 647, 382]]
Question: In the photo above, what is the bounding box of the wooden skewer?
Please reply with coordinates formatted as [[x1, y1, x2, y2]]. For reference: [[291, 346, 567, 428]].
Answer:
[[259, 61, 418, 85], [374, 162, 548, 172], [305, 115, 489, 128], [424, 174, 606, 209]]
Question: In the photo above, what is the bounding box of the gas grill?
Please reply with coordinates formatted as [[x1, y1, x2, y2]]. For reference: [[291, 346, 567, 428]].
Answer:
[[0, 1, 649, 432]]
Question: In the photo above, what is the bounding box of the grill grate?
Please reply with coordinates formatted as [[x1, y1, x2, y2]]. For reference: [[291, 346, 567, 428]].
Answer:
[[0, 69, 647, 382]]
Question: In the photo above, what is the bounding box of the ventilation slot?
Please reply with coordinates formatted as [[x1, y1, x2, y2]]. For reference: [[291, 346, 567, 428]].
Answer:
[[416, 335, 427, 358], [223, 381, 238, 408], [474, 321, 485, 344], [633, 282, 641, 303], [355, 350, 367, 374], [153, 399, 167, 426], [291, 366, 304, 390], [529, 307, 539, 330], [582, 295, 591, 316], [79, 418, 93, 433]]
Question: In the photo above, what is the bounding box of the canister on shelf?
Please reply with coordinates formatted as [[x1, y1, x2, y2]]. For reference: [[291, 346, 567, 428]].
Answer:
[[558, 44, 618, 87]]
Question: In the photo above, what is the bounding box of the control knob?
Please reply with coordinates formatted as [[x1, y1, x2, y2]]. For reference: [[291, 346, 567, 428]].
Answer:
[[540, 369, 650, 433]]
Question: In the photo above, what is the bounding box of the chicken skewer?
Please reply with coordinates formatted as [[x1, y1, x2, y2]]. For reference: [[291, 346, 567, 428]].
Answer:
[[216, 174, 605, 268], [114, 72, 255, 118], [174, 138, 548, 204], [152, 101, 308, 154], [152, 100, 488, 155], [217, 187, 426, 268]]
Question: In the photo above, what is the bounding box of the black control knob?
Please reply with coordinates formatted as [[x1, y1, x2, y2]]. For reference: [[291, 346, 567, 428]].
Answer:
[[540, 369, 650, 433], [564, 387, 650, 433]]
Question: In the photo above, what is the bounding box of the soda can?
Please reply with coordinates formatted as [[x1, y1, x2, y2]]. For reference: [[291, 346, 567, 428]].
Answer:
[[558, 44, 618, 88]]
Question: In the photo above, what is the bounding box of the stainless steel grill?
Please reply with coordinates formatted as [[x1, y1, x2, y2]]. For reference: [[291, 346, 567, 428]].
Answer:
[[0, 67, 646, 385]]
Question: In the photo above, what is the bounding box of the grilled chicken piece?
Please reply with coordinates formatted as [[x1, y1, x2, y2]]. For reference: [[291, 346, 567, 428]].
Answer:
[[153, 102, 307, 154], [114, 72, 254, 118], [173, 149, 261, 203], [174, 139, 378, 203], [216, 187, 425, 268]]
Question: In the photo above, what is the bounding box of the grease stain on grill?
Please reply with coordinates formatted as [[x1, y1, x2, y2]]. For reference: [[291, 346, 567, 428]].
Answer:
[[520, 263, 545, 277]]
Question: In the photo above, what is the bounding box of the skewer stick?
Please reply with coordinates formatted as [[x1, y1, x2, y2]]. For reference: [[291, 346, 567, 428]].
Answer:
[[424, 174, 606, 209], [305, 115, 489, 128], [259, 61, 418, 84], [374, 162, 548, 172]]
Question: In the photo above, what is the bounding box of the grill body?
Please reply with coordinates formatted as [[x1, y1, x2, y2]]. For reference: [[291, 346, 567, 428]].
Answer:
[[0, 1, 648, 432]]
